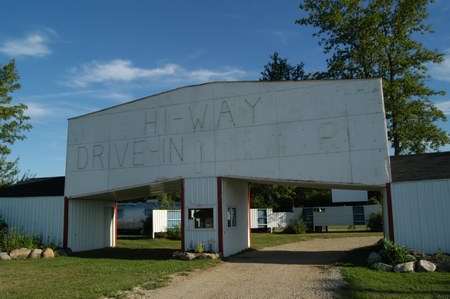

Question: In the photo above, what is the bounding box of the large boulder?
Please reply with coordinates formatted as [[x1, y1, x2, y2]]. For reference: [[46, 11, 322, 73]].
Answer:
[[41, 248, 54, 259], [28, 249, 43, 259], [371, 262, 393, 272], [54, 249, 69, 257], [367, 252, 382, 265], [9, 248, 31, 259], [437, 261, 450, 272], [196, 253, 220, 260], [0, 252, 11, 260], [178, 252, 196, 261], [415, 260, 436, 272], [394, 262, 415, 273]]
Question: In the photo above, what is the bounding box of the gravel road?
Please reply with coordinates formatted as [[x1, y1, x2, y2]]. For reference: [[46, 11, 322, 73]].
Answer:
[[126, 236, 381, 299]]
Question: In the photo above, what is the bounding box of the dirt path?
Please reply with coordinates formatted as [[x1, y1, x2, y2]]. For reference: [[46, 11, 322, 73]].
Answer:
[[127, 236, 381, 299]]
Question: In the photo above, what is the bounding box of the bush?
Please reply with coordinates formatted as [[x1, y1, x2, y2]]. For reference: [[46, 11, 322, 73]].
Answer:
[[284, 217, 307, 234], [381, 239, 409, 265], [166, 224, 181, 240], [0, 228, 42, 252], [367, 211, 383, 232]]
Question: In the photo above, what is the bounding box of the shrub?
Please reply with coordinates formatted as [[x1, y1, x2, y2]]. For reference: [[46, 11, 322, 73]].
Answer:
[[0, 228, 41, 252], [0, 215, 8, 231], [142, 214, 153, 236], [166, 224, 181, 240], [284, 217, 307, 234], [367, 211, 383, 232], [382, 239, 409, 265]]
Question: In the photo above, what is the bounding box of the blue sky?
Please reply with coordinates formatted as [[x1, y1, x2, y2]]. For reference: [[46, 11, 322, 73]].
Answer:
[[2, 0, 450, 177]]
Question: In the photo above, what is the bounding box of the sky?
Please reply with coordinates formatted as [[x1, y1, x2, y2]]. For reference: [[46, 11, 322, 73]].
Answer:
[[2, 0, 450, 178]]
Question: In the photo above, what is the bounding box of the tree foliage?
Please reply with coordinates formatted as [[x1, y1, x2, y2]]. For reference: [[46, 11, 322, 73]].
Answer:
[[0, 60, 31, 186], [260, 52, 310, 81], [297, 0, 448, 155]]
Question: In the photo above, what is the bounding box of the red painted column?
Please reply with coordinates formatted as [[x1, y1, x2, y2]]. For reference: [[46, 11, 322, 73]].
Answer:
[[180, 179, 185, 252], [386, 183, 395, 241], [248, 184, 251, 247], [217, 177, 223, 254], [63, 197, 69, 249]]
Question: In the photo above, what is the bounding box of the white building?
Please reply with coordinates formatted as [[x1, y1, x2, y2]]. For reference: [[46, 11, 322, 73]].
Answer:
[[64, 79, 391, 256]]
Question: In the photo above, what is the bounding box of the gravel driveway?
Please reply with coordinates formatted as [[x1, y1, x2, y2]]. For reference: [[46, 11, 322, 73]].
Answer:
[[127, 236, 381, 299]]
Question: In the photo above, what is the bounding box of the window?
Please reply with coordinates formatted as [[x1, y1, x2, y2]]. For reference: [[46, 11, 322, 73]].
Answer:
[[227, 207, 237, 227], [257, 209, 267, 228], [167, 210, 181, 228], [188, 208, 214, 228]]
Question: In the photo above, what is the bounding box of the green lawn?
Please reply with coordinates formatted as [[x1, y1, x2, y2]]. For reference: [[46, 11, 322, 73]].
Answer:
[[0, 237, 217, 299], [337, 245, 450, 299], [250, 231, 383, 250]]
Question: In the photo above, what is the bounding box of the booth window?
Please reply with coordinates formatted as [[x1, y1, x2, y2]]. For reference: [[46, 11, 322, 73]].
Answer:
[[227, 207, 237, 227], [188, 208, 213, 228]]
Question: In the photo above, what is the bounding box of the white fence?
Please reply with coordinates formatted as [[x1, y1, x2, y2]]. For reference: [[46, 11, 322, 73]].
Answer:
[[251, 205, 381, 229]]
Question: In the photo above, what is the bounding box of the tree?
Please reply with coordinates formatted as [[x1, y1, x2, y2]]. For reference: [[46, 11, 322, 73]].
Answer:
[[157, 192, 180, 209], [260, 52, 310, 81], [0, 60, 31, 186], [297, 0, 448, 155]]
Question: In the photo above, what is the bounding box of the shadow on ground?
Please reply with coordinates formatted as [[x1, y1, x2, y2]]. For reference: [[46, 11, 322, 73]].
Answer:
[[227, 249, 348, 265], [71, 247, 178, 260]]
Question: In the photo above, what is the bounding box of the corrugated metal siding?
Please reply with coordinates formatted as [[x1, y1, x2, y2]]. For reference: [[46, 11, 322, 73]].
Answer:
[[152, 209, 168, 238], [184, 177, 218, 252], [314, 206, 354, 226], [68, 199, 115, 252], [392, 179, 450, 254], [222, 179, 249, 256], [0, 196, 64, 246], [364, 205, 381, 221], [250, 209, 258, 228]]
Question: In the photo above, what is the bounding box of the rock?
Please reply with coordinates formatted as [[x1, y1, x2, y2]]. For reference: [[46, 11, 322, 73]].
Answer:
[[415, 260, 436, 272], [393, 262, 415, 273], [41, 248, 54, 259], [371, 262, 393, 272], [9, 248, 31, 259], [0, 252, 11, 260], [405, 254, 417, 262], [178, 252, 196, 261], [28, 249, 42, 259], [172, 251, 182, 258], [437, 261, 450, 272], [367, 252, 382, 265], [196, 253, 219, 260], [54, 249, 68, 257]]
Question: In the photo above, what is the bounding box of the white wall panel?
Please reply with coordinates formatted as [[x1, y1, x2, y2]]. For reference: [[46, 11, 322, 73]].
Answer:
[[392, 179, 450, 254], [0, 196, 64, 246], [313, 206, 353, 226], [183, 177, 218, 252], [152, 209, 168, 238], [68, 199, 115, 252], [222, 179, 249, 256]]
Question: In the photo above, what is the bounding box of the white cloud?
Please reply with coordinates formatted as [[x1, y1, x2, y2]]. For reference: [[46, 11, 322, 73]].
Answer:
[[429, 49, 450, 82], [0, 33, 52, 57], [25, 102, 57, 118], [436, 100, 450, 115], [68, 59, 248, 87]]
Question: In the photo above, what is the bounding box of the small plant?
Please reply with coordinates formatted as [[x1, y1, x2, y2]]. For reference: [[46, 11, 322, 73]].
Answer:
[[382, 239, 409, 265], [207, 239, 215, 252], [367, 212, 383, 232], [166, 224, 181, 240], [196, 242, 204, 253], [0, 227, 42, 252], [435, 249, 450, 262], [284, 216, 307, 234]]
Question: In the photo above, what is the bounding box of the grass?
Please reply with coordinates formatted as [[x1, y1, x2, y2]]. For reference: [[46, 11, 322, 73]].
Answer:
[[250, 231, 383, 250], [0, 237, 218, 299], [337, 244, 450, 299]]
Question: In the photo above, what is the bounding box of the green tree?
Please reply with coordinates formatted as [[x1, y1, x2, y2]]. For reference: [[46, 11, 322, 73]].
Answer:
[[297, 0, 448, 155], [157, 192, 180, 209], [260, 52, 310, 81], [0, 60, 31, 186]]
